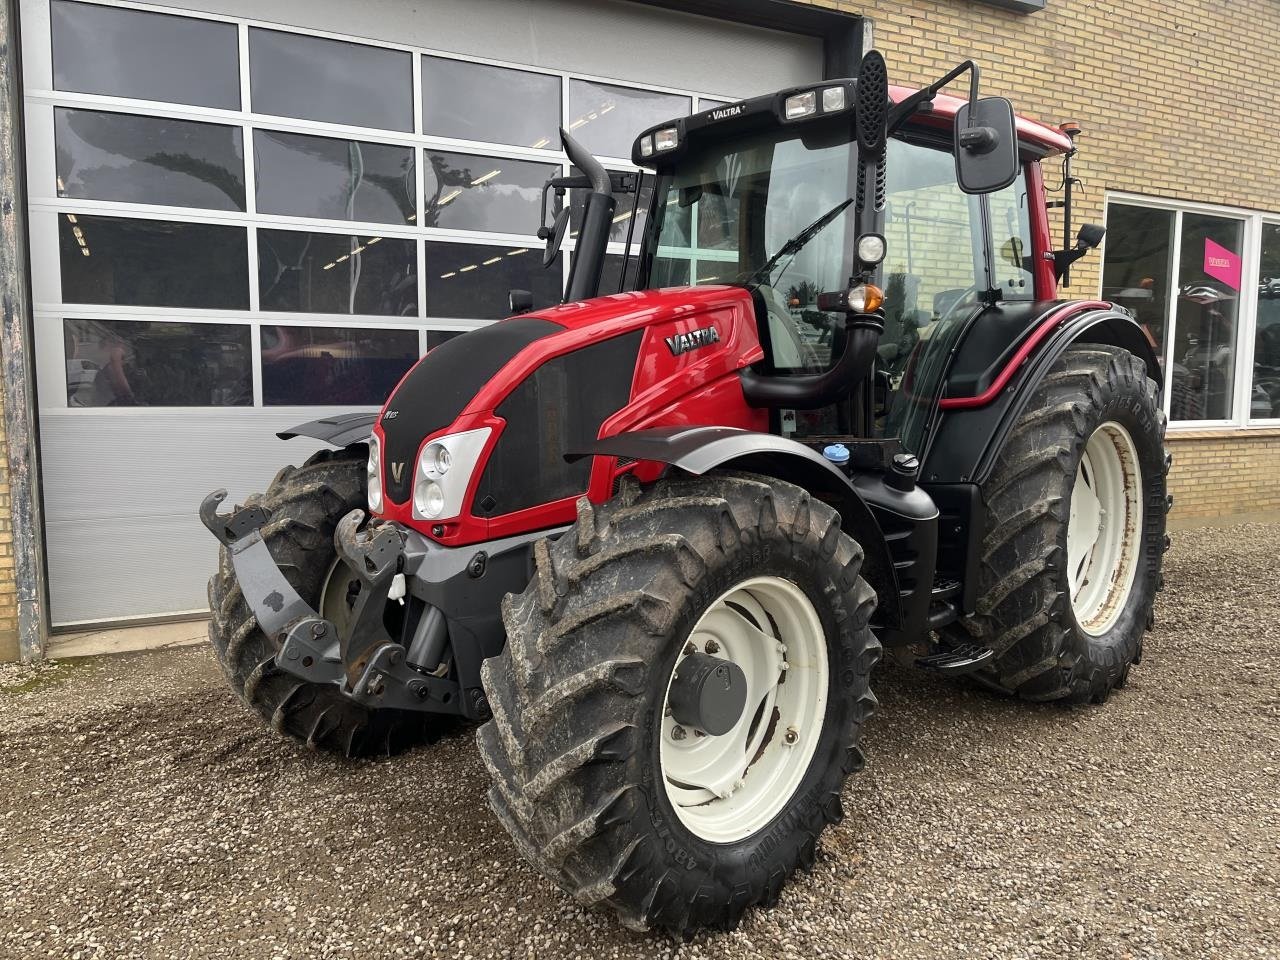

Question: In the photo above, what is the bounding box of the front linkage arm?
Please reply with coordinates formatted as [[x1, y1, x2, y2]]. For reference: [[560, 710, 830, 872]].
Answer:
[[199, 490, 459, 714]]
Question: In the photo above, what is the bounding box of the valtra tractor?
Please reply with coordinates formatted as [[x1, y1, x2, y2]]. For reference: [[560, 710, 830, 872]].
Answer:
[[201, 51, 1169, 934]]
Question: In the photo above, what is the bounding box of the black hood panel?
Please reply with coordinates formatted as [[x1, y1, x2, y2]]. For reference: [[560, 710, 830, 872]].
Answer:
[[380, 317, 562, 504]]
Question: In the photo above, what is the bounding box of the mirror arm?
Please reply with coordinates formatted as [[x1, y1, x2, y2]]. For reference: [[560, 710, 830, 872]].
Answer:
[[888, 59, 981, 135]]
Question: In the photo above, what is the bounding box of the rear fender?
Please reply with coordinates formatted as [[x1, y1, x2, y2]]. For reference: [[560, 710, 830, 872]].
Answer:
[[924, 304, 1160, 486], [574, 426, 904, 630]]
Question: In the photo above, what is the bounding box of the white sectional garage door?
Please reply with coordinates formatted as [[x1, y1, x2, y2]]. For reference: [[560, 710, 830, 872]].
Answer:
[[19, 0, 822, 625]]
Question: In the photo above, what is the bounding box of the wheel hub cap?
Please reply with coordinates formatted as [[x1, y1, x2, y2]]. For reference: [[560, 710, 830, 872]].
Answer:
[[659, 576, 828, 843]]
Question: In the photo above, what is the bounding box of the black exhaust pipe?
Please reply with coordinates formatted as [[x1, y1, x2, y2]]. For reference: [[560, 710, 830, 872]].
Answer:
[[560, 127, 616, 302]]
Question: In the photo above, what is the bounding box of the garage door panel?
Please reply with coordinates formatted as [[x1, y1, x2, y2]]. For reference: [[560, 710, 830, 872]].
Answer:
[[46, 513, 224, 624], [40, 411, 334, 524]]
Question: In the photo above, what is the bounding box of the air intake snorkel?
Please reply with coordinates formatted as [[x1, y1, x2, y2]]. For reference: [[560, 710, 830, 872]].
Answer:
[[740, 50, 889, 411], [559, 128, 616, 302]]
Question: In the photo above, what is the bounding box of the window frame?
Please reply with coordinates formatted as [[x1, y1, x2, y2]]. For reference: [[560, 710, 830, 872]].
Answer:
[[1102, 191, 1270, 431], [21, 0, 739, 412]]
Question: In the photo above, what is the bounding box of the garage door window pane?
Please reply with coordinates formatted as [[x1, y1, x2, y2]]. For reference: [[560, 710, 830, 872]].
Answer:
[[1251, 223, 1280, 420], [1102, 204, 1176, 355], [255, 130, 415, 224], [568, 80, 689, 159], [249, 29, 412, 132], [424, 151, 557, 235], [426, 330, 461, 350], [55, 109, 245, 212], [51, 1, 240, 109], [258, 230, 417, 316], [261, 326, 418, 405], [426, 242, 561, 319], [1171, 213, 1243, 421], [60, 214, 249, 309], [422, 57, 560, 149], [570, 171, 653, 243], [64, 318, 250, 407]]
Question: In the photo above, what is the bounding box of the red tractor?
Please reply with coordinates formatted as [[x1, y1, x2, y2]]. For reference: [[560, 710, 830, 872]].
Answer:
[[202, 52, 1168, 934]]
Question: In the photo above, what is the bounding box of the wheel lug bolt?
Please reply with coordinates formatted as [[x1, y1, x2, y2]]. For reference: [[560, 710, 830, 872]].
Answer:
[[671, 725, 687, 741], [705, 639, 720, 654], [693, 729, 705, 738], [683, 642, 696, 656]]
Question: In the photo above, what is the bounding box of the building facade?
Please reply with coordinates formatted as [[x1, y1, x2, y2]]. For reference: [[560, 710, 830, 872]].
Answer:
[[0, 0, 1276, 660]]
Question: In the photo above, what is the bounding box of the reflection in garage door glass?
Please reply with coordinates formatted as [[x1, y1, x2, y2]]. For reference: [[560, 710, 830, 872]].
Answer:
[[260, 326, 418, 405], [258, 230, 417, 316], [424, 241, 562, 320], [59, 214, 249, 310], [63, 318, 251, 407], [55, 109, 245, 212], [254, 130, 416, 224], [424, 150, 558, 235]]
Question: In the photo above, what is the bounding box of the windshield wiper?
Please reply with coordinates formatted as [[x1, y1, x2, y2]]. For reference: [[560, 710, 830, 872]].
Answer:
[[739, 197, 853, 290]]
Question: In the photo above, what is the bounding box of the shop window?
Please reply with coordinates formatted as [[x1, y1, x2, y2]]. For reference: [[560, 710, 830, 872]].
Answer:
[[55, 109, 245, 212], [568, 80, 690, 159], [257, 230, 417, 317], [260, 326, 418, 405], [59, 214, 249, 310], [254, 130, 415, 224], [248, 29, 412, 132], [421, 57, 560, 150], [423, 151, 558, 235], [424, 241, 561, 320], [1250, 223, 1280, 421], [1102, 204, 1176, 355], [570, 171, 654, 244], [51, 1, 239, 110], [1170, 213, 1244, 421], [63, 318, 250, 407]]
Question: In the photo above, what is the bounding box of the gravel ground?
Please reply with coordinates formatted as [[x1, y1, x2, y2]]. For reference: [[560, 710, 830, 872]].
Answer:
[[1, 523, 1277, 960]]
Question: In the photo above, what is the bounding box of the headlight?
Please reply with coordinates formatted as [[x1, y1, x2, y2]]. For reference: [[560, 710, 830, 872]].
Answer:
[[367, 434, 384, 514], [784, 90, 817, 119], [412, 427, 491, 522], [639, 135, 654, 157], [821, 86, 847, 112], [856, 233, 887, 265], [653, 127, 679, 151]]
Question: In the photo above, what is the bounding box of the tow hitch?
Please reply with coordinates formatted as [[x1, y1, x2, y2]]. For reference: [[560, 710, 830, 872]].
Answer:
[[199, 490, 462, 714]]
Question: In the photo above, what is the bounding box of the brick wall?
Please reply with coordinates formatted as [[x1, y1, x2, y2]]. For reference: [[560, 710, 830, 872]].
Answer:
[[1166, 430, 1280, 521]]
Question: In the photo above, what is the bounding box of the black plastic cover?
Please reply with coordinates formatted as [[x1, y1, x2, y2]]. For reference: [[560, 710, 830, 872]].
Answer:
[[477, 331, 641, 516], [381, 317, 562, 503]]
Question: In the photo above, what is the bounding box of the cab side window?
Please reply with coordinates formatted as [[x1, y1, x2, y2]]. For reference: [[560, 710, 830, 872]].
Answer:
[[987, 173, 1035, 299]]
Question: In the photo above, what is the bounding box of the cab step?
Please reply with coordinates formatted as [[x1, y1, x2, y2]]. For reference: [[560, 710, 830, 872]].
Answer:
[[915, 642, 995, 676]]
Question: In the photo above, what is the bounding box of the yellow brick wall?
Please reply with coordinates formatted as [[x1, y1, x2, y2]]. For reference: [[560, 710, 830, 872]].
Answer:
[[1166, 430, 1280, 521]]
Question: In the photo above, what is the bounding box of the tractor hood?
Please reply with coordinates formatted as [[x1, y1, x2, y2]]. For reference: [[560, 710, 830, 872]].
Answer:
[[373, 286, 767, 541]]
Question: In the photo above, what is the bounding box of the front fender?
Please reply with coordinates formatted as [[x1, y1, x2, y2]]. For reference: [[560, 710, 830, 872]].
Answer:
[[277, 411, 377, 448], [573, 426, 904, 630]]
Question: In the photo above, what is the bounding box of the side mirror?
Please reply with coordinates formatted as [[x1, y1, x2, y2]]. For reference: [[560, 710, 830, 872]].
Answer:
[[954, 97, 1019, 195], [508, 289, 534, 315], [1076, 223, 1106, 250], [540, 207, 570, 268]]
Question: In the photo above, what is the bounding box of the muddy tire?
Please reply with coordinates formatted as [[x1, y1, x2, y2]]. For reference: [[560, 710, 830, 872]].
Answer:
[[207, 447, 440, 757], [949, 344, 1169, 703], [476, 473, 880, 935]]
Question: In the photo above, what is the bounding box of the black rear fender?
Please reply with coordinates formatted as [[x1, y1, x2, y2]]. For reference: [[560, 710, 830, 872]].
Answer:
[[923, 303, 1159, 487], [277, 412, 377, 449], [574, 426, 905, 631]]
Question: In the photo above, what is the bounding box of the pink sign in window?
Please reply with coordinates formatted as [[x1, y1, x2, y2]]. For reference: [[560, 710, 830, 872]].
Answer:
[[1203, 238, 1242, 290]]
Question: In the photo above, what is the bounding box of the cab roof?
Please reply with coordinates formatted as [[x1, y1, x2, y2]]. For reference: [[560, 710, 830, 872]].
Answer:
[[890, 83, 1073, 157]]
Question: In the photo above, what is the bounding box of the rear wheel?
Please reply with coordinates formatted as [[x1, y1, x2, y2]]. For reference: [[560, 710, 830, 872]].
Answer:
[[476, 473, 880, 934], [948, 344, 1170, 703], [207, 447, 441, 757]]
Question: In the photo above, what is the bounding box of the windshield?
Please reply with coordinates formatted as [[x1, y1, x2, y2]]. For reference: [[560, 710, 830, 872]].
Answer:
[[646, 123, 859, 375]]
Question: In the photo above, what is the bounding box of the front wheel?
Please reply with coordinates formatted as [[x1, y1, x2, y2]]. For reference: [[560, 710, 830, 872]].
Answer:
[[948, 344, 1170, 703], [476, 473, 880, 934]]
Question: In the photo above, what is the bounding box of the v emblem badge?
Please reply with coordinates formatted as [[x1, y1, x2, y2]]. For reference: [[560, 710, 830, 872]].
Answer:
[[390, 462, 405, 484]]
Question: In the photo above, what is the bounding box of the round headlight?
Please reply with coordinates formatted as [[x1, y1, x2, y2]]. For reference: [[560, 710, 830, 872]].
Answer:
[[856, 233, 887, 265], [421, 442, 451, 480], [367, 437, 383, 513], [415, 479, 446, 518]]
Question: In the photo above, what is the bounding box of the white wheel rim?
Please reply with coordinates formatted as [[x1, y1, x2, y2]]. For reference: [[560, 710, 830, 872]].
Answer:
[[658, 576, 828, 844], [1067, 421, 1144, 635]]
